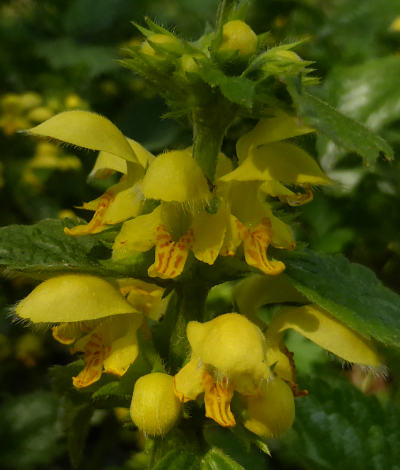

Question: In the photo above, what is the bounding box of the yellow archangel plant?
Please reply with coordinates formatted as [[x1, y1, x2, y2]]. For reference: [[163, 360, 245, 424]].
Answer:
[[173, 311, 380, 438], [15, 274, 167, 388]]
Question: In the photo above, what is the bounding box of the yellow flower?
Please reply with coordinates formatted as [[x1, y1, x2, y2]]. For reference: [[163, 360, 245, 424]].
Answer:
[[113, 149, 227, 279], [16, 274, 144, 387], [220, 109, 331, 206], [54, 314, 142, 387], [219, 180, 295, 275], [130, 373, 181, 436], [211, 110, 332, 275], [265, 304, 381, 394], [174, 313, 279, 433], [27, 110, 154, 236]]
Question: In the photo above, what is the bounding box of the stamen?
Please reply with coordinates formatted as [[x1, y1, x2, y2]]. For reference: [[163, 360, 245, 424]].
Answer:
[[238, 218, 285, 275], [64, 191, 114, 236], [148, 225, 193, 279], [202, 371, 236, 427]]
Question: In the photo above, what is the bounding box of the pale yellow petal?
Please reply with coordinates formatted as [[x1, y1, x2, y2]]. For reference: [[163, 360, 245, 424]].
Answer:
[[27, 111, 139, 163], [112, 205, 162, 259], [234, 274, 307, 317], [127, 138, 154, 168], [226, 181, 269, 228], [16, 274, 137, 323], [67, 179, 144, 236], [192, 206, 227, 265], [220, 214, 242, 256], [142, 149, 210, 202], [103, 314, 143, 376], [236, 112, 314, 162], [90, 151, 128, 178], [89, 139, 153, 178], [120, 278, 167, 321], [266, 304, 381, 366], [221, 142, 331, 186], [174, 357, 206, 402], [101, 182, 144, 225], [270, 215, 295, 250], [244, 376, 295, 438]]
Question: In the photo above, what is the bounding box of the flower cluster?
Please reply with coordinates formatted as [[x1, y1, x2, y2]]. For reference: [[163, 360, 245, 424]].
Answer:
[[27, 107, 330, 278]]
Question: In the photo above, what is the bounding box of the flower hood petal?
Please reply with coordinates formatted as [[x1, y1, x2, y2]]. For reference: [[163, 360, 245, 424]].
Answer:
[[221, 142, 332, 186], [16, 274, 137, 323], [142, 149, 210, 203], [27, 110, 139, 164]]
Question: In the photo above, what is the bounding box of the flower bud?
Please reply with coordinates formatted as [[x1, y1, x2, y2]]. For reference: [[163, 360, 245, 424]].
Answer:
[[130, 373, 181, 436], [219, 20, 258, 58], [141, 34, 183, 56], [180, 53, 202, 74]]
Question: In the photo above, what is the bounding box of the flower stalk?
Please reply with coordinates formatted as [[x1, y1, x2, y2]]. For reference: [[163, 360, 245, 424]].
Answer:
[[192, 102, 235, 183]]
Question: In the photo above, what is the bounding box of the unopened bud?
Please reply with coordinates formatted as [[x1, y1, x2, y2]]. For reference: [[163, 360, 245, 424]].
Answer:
[[141, 34, 182, 56], [130, 373, 181, 436], [219, 20, 258, 58]]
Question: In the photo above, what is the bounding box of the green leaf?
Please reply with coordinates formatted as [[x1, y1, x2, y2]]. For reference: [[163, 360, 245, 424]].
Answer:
[[198, 65, 255, 108], [277, 249, 400, 347], [281, 377, 400, 470], [203, 424, 267, 469], [50, 360, 91, 403], [201, 448, 246, 470], [65, 401, 94, 469], [0, 218, 152, 279], [152, 449, 200, 470], [0, 218, 107, 277], [325, 56, 400, 132], [287, 80, 393, 165], [0, 218, 253, 282], [318, 56, 400, 165]]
